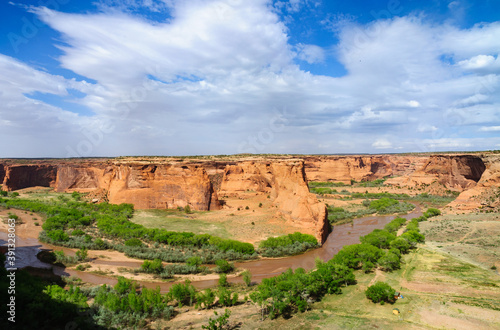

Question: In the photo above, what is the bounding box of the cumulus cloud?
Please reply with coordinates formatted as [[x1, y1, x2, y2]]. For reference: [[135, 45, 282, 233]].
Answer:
[[295, 43, 325, 64], [1, 2, 500, 156], [372, 138, 392, 149]]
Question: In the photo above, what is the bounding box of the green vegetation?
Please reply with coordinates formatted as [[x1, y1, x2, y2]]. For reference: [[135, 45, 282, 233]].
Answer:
[[250, 262, 356, 319], [365, 282, 396, 304], [258, 232, 319, 257], [242, 270, 252, 287], [0, 197, 256, 263], [202, 309, 231, 330]]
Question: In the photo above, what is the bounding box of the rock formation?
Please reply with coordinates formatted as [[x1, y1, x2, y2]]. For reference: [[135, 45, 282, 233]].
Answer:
[[385, 155, 486, 191], [303, 155, 426, 183], [2, 165, 57, 191], [220, 160, 329, 243], [447, 154, 499, 211], [55, 163, 221, 211]]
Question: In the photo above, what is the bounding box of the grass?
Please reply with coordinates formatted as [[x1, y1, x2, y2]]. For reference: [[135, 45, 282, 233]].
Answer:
[[131, 209, 231, 239], [248, 245, 500, 329]]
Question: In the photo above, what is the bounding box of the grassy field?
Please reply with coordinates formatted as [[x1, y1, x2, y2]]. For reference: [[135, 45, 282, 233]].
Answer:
[[421, 212, 500, 271], [131, 209, 231, 238]]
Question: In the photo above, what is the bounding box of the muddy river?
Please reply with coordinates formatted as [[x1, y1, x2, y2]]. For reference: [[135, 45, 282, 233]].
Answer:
[[1, 204, 422, 292]]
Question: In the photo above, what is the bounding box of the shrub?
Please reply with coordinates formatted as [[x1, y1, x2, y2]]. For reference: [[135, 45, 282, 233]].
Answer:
[[184, 205, 192, 214], [0, 190, 7, 196], [389, 237, 410, 254], [214, 259, 234, 273], [168, 280, 196, 307], [76, 247, 88, 261], [424, 208, 441, 218], [47, 230, 70, 242], [378, 251, 401, 271], [218, 273, 228, 287], [124, 238, 143, 247], [186, 256, 202, 267], [71, 229, 85, 236], [202, 309, 231, 330], [11, 192, 20, 197], [140, 259, 164, 274], [242, 270, 252, 287], [360, 229, 396, 249], [365, 282, 396, 303], [196, 288, 216, 309]]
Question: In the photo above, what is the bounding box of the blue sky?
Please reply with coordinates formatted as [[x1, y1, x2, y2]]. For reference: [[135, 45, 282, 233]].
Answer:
[[0, 0, 499, 157]]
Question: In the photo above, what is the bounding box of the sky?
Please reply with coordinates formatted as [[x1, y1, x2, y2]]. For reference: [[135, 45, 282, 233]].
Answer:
[[0, 0, 499, 157]]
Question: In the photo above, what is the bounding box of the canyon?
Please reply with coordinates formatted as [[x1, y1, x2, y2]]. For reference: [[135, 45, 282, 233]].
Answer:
[[0, 153, 495, 243]]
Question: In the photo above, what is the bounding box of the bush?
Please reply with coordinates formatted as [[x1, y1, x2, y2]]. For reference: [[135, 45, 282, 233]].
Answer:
[[242, 270, 252, 287], [389, 237, 411, 254], [360, 229, 395, 249], [124, 238, 143, 247], [202, 309, 231, 330], [196, 288, 216, 309], [378, 251, 401, 271], [168, 280, 196, 307], [365, 282, 396, 303], [186, 256, 203, 267], [424, 208, 441, 218], [218, 273, 228, 287], [140, 259, 164, 274], [214, 259, 234, 273]]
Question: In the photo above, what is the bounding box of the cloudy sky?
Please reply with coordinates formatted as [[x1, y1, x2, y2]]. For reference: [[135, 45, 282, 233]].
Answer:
[[0, 0, 499, 157]]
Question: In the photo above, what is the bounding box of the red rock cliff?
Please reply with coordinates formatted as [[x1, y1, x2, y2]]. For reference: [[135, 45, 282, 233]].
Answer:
[[2, 165, 57, 191], [220, 160, 329, 244], [304, 155, 425, 183], [385, 155, 486, 191], [0, 164, 5, 186], [55, 163, 220, 211]]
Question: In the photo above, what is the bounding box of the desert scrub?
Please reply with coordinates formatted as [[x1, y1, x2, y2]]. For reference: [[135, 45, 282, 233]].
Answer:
[[259, 232, 319, 257]]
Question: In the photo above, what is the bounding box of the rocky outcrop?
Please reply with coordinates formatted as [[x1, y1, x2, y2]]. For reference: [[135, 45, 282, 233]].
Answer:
[[0, 164, 5, 186], [220, 160, 329, 243], [304, 155, 425, 183], [2, 165, 57, 191], [55, 163, 220, 211], [106, 164, 220, 210], [385, 155, 486, 191], [447, 154, 499, 211]]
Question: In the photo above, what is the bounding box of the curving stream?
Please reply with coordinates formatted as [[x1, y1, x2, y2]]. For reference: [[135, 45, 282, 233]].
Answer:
[[1, 204, 422, 293]]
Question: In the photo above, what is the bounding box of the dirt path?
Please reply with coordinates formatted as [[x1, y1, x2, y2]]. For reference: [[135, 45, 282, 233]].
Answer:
[[368, 268, 384, 287]]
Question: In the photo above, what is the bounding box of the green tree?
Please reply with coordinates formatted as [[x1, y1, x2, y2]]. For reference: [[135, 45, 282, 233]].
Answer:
[[378, 251, 401, 271], [365, 282, 396, 303], [242, 270, 252, 287], [390, 237, 410, 254]]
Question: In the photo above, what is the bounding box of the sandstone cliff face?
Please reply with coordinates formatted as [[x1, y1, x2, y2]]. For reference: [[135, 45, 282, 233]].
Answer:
[[304, 156, 425, 183], [447, 154, 500, 211], [385, 155, 486, 191], [0, 164, 5, 186], [107, 164, 220, 210], [55, 163, 220, 211], [2, 165, 57, 191], [220, 161, 329, 243]]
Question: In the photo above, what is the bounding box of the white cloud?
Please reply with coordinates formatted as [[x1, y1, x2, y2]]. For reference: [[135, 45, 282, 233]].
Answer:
[[1, 4, 500, 156], [480, 126, 500, 132], [295, 43, 325, 64], [372, 138, 392, 149]]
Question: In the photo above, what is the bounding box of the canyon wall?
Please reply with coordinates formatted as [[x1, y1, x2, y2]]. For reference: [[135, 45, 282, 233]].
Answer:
[[0, 163, 5, 186], [2, 165, 57, 191], [304, 155, 426, 183], [220, 160, 329, 243], [447, 154, 499, 211], [385, 155, 486, 192], [55, 163, 221, 211]]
